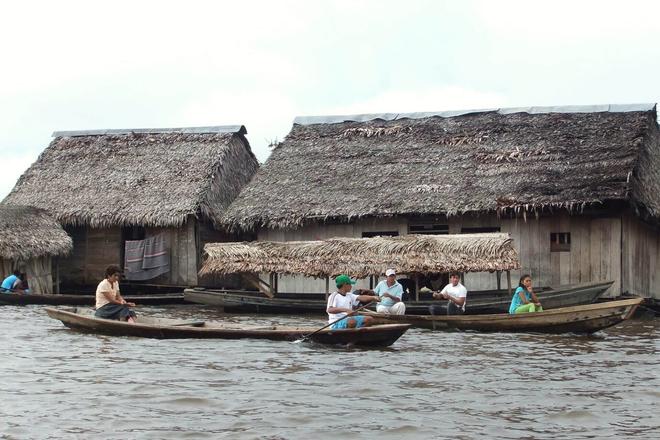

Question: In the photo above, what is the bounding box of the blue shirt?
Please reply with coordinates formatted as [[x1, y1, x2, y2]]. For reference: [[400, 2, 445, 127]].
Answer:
[[1, 275, 18, 292], [509, 286, 532, 314], [374, 280, 404, 307]]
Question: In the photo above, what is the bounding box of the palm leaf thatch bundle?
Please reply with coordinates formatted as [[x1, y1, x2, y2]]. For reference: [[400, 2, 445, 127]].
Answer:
[[3, 126, 258, 228], [222, 104, 660, 231], [0, 205, 72, 260], [200, 233, 520, 278]]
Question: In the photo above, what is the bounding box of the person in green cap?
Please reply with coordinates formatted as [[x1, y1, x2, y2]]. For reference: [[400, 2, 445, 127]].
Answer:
[[326, 274, 380, 329]]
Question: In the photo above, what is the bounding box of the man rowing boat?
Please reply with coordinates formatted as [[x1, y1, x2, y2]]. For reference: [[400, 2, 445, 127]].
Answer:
[[326, 274, 380, 329]]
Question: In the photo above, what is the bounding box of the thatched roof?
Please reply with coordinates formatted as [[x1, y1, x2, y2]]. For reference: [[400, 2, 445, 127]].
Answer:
[[200, 233, 520, 278], [0, 205, 73, 260], [222, 104, 660, 231], [4, 126, 259, 228]]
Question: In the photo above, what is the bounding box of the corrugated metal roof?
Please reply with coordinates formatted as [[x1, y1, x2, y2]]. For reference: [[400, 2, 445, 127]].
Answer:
[[293, 103, 657, 126], [52, 125, 247, 137]]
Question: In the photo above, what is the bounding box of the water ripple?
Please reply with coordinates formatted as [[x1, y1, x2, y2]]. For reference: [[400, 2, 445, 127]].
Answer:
[[0, 304, 657, 439]]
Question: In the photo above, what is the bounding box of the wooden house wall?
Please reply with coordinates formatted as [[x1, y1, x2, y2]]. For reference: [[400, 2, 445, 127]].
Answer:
[[257, 212, 633, 297], [59, 226, 122, 285], [621, 214, 660, 298], [60, 218, 200, 287], [145, 217, 198, 287], [499, 214, 621, 298]]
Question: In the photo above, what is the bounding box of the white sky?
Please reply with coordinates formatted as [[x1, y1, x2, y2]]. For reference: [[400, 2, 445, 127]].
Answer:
[[1, 0, 660, 199]]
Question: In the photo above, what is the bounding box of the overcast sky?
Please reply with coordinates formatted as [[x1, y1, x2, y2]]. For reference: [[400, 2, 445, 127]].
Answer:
[[1, 0, 659, 199]]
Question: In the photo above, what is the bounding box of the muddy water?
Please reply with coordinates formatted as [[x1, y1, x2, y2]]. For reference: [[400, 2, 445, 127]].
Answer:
[[0, 305, 658, 439]]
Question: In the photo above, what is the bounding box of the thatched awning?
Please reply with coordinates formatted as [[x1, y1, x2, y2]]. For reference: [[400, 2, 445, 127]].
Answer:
[[221, 104, 660, 231], [200, 233, 520, 278], [0, 205, 73, 260], [3, 126, 259, 228]]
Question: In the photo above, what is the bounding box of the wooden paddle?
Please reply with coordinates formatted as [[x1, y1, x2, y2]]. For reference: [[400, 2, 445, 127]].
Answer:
[[292, 302, 375, 344]]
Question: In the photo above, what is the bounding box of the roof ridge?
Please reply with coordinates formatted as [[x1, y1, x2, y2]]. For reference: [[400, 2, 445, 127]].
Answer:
[[293, 103, 657, 126], [52, 125, 247, 137]]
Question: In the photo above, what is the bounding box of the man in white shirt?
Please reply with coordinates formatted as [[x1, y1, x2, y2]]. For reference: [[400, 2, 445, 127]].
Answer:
[[326, 274, 380, 329], [374, 269, 406, 315], [430, 272, 467, 315]]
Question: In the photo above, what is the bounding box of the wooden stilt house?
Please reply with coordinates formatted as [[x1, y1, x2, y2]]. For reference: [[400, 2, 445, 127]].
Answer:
[[3, 126, 259, 289], [220, 104, 660, 299], [0, 205, 72, 293]]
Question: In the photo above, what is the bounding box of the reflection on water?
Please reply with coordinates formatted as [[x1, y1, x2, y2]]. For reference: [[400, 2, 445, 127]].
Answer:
[[0, 304, 658, 439]]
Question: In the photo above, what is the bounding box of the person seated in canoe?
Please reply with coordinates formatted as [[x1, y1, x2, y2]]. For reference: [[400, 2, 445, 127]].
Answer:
[[326, 274, 380, 329], [429, 272, 467, 315], [1, 270, 29, 294], [373, 268, 406, 315], [509, 274, 543, 314], [95, 265, 137, 323]]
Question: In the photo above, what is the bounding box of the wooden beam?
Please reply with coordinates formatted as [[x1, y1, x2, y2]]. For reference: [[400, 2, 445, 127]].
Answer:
[[325, 277, 329, 300], [506, 270, 512, 296], [496, 270, 502, 290], [55, 258, 60, 294], [241, 273, 274, 298]]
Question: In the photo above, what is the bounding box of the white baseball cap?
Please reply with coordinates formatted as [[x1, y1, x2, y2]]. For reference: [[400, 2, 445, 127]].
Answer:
[[385, 269, 396, 277]]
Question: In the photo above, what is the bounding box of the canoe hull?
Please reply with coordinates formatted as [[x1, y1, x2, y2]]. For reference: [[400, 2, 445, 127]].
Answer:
[[0, 293, 185, 306], [44, 307, 409, 347], [184, 281, 613, 315], [362, 298, 642, 334]]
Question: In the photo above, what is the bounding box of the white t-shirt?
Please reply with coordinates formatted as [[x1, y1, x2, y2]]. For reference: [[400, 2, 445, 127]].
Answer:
[[96, 279, 119, 309], [326, 291, 360, 323], [440, 282, 468, 310]]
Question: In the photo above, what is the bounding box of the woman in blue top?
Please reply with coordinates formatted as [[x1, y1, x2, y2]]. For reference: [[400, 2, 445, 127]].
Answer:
[[509, 274, 543, 314], [1, 270, 27, 294]]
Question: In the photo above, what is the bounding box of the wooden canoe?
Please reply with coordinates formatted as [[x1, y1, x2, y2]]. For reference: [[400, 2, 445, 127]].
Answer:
[[183, 280, 613, 315], [360, 298, 642, 334], [0, 292, 185, 306], [44, 307, 410, 347]]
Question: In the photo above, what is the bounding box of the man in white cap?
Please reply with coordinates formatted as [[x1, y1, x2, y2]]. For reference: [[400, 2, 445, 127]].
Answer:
[[373, 269, 406, 315]]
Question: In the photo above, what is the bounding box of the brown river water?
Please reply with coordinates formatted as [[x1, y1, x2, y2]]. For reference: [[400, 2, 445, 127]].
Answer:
[[0, 304, 658, 440]]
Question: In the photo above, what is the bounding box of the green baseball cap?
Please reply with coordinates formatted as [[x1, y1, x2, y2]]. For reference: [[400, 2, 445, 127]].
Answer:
[[335, 274, 357, 287]]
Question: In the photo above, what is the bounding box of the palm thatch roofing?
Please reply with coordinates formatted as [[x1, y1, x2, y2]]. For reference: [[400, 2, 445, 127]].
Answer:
[[200, 233, 520, 278], [222, 104, 660, 231], [4, 126, 259, 228], [0, 205, 73, 260]]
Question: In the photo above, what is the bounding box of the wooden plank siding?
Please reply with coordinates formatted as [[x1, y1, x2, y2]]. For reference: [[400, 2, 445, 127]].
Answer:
[[57, 226, 122, 285], [622, 214, 660, 298], [253, 211, 656, 297], [59, 218, 205, 288], [154, 217, 199, 287]]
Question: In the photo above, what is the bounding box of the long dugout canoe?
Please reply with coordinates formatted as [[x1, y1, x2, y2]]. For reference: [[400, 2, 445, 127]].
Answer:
[[360, 298, 643, 334], [0, 292, 185, 306], [44, 307, 410, 347], [183, 280, 613, 315]]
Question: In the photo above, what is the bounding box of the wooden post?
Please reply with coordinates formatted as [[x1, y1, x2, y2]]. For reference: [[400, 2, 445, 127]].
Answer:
[[325, 276, 329, 300], [55, 258, 60, 294], [496, 270, 502, 291], [506, 270, 512, 296], [415, 273, 420, 302]]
